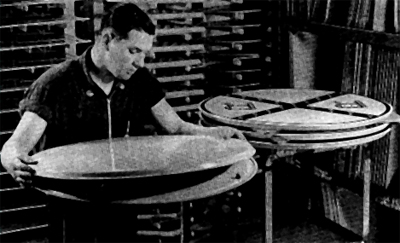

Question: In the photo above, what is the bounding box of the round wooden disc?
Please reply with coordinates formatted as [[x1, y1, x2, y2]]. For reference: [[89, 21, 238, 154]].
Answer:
[[31, 135, 256, 180], [199, 112, 391, 142], [248, 126, 391, 151], [200, 89, 394, 132], [35, 158, 258, 204]]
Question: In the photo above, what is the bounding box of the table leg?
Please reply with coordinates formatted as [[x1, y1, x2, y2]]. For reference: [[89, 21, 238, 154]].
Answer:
[[362, 158, 371, 242], [265, 158, 273, 243], [263, 150, 298, 243]]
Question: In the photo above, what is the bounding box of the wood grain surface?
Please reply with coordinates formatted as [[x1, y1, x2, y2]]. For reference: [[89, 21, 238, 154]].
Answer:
[[35, 158, 258, 204], [31, 135, 256, 180], [200, 89, 396, 131]]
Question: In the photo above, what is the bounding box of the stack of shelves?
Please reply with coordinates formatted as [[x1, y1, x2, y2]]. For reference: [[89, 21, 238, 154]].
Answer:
[[0, 0, 93, 148], [284, 0, 400, 240], [0, 0, 280, 242], [204, 0, 275, 95], [0, 0, 93, 242]]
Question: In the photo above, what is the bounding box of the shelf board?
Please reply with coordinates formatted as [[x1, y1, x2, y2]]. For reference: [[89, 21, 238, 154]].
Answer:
[[0, 87, 28, 94], [0, 130, 14, 136], [0, 224, 48, 236], [288, 21, 400, 49], [0, 204, 47, 214], [106, 0, 204, 4], [0, 61, 63, 73], [0, 108, 20, 115], [0, 0, 64, 7], [156, 27, 206, 36], [153, 44, 204, 53], [166, 89, 205, 99], [173, 104, 199, 112], [146, 59, 202, 69], [158, 74, 205, 83], [0, 17, 90, 29], [151, 12, 204, 21]]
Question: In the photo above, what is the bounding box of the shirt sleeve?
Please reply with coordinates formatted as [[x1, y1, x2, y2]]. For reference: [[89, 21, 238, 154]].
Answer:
[[19, 72, 55, 122], [142, 69, 166, 109]]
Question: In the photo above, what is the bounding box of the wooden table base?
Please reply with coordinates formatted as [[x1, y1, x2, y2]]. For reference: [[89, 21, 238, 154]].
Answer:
[[261, 149, 372, 243]]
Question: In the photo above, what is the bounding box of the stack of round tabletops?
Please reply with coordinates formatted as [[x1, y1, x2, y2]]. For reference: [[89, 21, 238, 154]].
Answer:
[[31, 135, 258, 203], [199, 89, 398, 151]]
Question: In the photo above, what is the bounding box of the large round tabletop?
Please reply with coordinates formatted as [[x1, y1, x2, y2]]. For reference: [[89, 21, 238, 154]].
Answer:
[[31, 135, 257, 203], [199, 89, 399, 150]]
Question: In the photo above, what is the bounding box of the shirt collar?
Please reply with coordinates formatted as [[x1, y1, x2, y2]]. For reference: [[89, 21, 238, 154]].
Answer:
[[79, 46, 102, 89], [79, 46, 148, 97], [79, 46, 127, 96]]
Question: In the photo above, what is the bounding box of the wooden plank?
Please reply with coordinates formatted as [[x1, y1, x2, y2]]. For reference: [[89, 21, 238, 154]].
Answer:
[[289, 21, 400, 49]]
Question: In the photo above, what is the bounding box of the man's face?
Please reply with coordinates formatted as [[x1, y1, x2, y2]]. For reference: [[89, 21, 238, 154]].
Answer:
[[105, 29, 154, 80]]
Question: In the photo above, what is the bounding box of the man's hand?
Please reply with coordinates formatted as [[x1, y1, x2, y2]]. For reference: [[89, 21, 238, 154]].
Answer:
[[203, 126, 247, 140], [1, 153, 37, 188]]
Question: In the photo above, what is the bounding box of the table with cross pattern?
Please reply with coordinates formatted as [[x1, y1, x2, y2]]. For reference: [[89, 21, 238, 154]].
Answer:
[[199, 89, 400, 243]]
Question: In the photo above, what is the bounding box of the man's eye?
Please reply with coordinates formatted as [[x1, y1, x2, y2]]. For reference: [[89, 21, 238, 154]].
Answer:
[[129, 49, 138, 54]]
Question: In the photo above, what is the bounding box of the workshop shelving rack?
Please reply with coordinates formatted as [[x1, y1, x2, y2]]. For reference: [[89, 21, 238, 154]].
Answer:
[[0, 0, 281, 242]]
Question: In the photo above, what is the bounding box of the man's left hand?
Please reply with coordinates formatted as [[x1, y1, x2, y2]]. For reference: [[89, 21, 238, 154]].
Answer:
[[203, 126, 246, 140]]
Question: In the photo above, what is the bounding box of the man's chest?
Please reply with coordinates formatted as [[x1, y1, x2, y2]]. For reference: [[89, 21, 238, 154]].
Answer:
[[51, 91, 155, 145]]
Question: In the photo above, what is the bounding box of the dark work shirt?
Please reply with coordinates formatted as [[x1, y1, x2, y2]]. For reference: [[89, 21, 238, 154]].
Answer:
[[19, 47, 165, 152]]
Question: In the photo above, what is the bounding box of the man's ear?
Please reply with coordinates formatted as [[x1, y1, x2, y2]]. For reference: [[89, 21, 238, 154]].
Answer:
[[101, 28, 115, 51]]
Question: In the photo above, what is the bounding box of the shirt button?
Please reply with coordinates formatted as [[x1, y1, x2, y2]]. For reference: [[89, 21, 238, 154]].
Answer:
[[86, 90, 94, 97]]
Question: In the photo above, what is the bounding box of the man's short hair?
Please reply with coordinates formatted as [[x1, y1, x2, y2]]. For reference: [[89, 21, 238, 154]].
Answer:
[[98, 3, 156, 39]]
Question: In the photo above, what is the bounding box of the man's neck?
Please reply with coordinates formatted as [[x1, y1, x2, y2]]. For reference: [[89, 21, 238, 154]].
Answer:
[[90, 46, 114, 84]]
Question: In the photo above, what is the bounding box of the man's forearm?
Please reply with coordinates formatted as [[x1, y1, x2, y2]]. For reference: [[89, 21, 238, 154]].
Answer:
[[176, 120, 210, 136]]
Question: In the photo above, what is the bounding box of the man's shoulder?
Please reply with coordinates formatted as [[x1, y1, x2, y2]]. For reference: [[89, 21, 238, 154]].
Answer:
[[135, 67, 153, 79], [131, 67, 159, 86], [33, 58, 83, 89]]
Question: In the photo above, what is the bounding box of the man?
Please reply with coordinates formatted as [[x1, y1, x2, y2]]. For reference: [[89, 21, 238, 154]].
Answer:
[[1, 3, 245, 187]]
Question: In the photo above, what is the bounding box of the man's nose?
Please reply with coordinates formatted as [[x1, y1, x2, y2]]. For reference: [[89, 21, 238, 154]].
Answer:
[[133, 53, 145, 68]]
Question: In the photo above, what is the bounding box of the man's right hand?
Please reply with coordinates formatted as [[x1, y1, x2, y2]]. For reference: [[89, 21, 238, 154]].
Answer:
[[1, 153, 38, 188], [0, 111, 47, 188]]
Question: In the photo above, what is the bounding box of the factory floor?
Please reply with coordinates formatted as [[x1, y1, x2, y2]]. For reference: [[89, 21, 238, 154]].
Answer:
[[224, 214, 363, 243], [203, 198, 365, 243]]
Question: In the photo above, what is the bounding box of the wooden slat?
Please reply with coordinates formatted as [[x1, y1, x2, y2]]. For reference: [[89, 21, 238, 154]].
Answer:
[[0, 188, 47, 212], [158, 74, 204, 83], [151, 12, 204, 20], [0, 108, 20, 114], [0, 224, 48, 243], [146, 59, 201, 69], [0, 205, 48, 235], [156, 27, 206, 36], [173, 104, 199, 112], [0, 0, 64, 7], [289, 21, 400, 49], [0, 17, 90, 29], [0, 170, 21, 188], [153, 44, 204, 53], [137, 213, 179, 219], [137, 229, 182, 237], [0, 88, 26, 110], [0, 41, 68, 52], [107, 0, 203, 4], [0, 64, 56, 73], [0, 86, 28, 94], [0, 204, 47, 214], [0, 130, 14, 136], [166, 89, 204, 99]]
